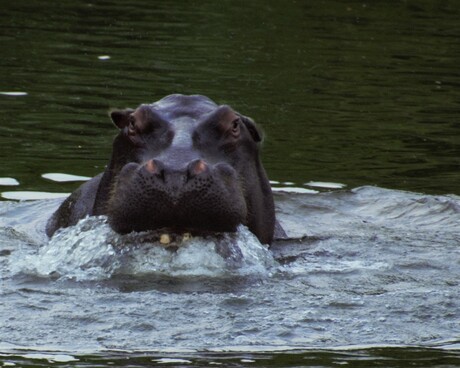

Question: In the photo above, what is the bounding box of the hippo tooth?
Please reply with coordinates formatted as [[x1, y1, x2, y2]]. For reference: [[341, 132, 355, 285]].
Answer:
[[159, 234, 171, 245], [182, 233, 192, 242]]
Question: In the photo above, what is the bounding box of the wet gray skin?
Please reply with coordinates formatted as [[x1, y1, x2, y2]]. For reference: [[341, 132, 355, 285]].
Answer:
[[46, 94, 278, 245]]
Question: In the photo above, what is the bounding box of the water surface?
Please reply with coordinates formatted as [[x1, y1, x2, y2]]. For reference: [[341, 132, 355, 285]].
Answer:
[[1, 187, 460, 366]]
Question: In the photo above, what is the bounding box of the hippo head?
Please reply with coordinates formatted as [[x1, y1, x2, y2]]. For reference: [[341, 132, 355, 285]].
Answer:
[[92, 94, 275, 244]]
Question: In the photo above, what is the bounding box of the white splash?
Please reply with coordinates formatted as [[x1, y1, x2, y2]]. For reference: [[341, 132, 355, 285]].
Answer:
[[11, 216, 276, 281]]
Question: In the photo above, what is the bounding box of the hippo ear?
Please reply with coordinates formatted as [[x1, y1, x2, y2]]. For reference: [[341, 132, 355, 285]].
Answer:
[[110, 109, 134, 130], [240, 115, 262, 142]]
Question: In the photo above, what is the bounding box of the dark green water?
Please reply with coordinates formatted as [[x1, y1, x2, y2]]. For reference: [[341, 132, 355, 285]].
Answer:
[[1, 0, 459, 194], [1, 0, 460, 366]]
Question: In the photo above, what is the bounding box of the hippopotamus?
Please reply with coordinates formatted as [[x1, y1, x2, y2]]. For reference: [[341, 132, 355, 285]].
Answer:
[[46, 94, 280, 245]]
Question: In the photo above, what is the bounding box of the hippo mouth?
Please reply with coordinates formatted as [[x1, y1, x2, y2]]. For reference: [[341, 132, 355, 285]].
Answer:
[[106, 160, 248, 236], [117, 227, 239, 252], [117, 228, 194, 249]]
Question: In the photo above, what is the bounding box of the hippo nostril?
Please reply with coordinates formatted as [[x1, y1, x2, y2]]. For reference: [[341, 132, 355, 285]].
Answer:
[[187, 159, 208, 181], [145, 159, 158, 174], [144, 159, 166, 180]]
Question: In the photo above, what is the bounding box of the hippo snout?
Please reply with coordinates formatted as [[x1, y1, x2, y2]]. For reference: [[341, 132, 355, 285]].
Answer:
[[108, 158, 248, 235], [141, 158, 210, 193]]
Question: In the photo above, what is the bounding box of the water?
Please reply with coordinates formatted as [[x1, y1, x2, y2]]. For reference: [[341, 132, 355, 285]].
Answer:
[[1, 0, 460, 366], [1, 187, 460, 366], [12, 218, 275, 280]]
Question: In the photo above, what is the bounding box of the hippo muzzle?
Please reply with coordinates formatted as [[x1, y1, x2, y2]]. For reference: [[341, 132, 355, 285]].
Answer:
[[47, 94, 276, 245], [108, 158, 247, 234]]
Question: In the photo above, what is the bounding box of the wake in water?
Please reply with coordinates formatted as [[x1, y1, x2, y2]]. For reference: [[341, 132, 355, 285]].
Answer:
[[10, 216, 277, 281]]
